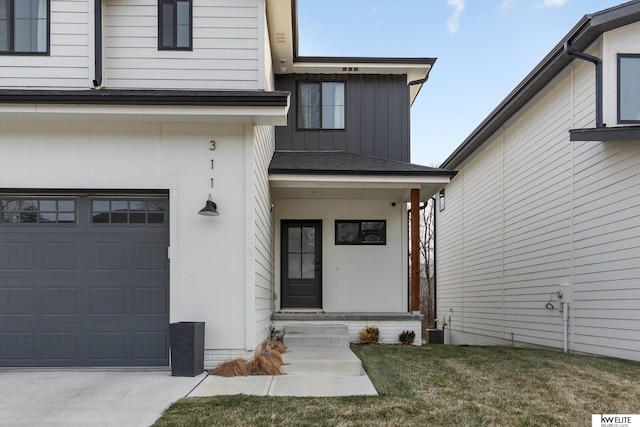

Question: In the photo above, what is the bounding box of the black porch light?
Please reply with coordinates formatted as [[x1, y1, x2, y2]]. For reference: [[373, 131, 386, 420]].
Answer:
[[198, 194, 219, 216]]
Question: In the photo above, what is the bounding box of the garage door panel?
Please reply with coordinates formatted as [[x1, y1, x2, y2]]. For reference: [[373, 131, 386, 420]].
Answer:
[[0, 194, 169, 367]]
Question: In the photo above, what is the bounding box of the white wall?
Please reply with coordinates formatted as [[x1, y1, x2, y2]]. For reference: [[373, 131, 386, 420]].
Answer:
[[274, 199, 407, 313], [0, 0, 92, 89], [0, 118, 252, 353], [104, 0, 261, 90], [437, 28, 640, 362]]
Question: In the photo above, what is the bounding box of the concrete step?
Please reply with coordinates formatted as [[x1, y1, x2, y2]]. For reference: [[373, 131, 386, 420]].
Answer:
[[282, 348, 363, 376], [284, 334, 349, 348], [283, 324, 349, 348], [284, 324, 348, 336]]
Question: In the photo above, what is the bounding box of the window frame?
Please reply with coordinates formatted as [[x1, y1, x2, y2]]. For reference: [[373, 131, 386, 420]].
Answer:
[[297, 80, 346, 131], [157, 0, 192, 51], [0, 0, 50, 56], [335, 220, 386, 246], [617, 53, 640, 124]]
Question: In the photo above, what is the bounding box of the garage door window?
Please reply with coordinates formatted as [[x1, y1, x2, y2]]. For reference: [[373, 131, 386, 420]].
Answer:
[[92, 199, 166, 224], [0, 199, 76, 224]]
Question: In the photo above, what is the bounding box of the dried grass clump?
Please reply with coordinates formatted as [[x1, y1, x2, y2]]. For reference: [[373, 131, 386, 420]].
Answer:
[[359, 325, 380, 344], [250, 351, 283, 375], [209, 358, 251, 377], [271, 340, 288, 354]]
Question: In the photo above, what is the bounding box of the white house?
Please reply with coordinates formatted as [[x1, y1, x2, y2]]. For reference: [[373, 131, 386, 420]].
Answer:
[[0, 0, 453, 368], [435, 1, 640, 361]]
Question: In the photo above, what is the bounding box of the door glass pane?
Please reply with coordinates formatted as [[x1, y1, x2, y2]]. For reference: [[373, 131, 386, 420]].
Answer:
[[40, 212, 56, 223], [58, 200, 75, 212], [111, 201, 128, 212], [40, 200, 56, 211], [288, 226, 301, 252], [57, 213, 75, 223], [130, 201, 146, 211], [288, 254, 301, 279], [302, 253, 315, 279], [301, 227, 315, 252]]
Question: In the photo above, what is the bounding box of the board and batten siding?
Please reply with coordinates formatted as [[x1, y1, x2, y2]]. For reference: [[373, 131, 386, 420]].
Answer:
[[437, 35, 640, 361], [0, 0, 92, 89], [253, 124, 275, 347], [104, 0, 261, 90]]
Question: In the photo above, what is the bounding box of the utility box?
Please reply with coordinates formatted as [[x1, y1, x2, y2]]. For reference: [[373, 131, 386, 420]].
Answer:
[[425, 328, 444, 344], [169, 322, 205, 377]]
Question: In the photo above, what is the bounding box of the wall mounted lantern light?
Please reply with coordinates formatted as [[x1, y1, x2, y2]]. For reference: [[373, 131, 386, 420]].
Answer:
[[198, 194, 219, 216]]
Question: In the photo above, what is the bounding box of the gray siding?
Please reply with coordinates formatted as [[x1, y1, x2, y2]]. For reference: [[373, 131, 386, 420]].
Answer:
[[275, 74, 410, 162]]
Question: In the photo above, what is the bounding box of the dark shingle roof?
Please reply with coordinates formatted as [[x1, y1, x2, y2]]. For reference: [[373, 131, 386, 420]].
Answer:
[[269, 150, 456, 177]]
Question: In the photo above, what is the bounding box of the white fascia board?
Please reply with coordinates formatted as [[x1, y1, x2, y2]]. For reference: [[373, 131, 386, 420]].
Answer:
[[269, 173, 450, 188], [0, 104, 289, 125]]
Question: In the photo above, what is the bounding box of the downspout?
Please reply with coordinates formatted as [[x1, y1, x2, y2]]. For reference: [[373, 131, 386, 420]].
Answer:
[[564, 39, 604, 128], [432, 196, 437, 324], [93, 0, 102, 87]]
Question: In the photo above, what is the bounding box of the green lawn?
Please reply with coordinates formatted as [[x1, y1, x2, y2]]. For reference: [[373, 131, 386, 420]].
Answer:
[[153, 345, 640, 427]]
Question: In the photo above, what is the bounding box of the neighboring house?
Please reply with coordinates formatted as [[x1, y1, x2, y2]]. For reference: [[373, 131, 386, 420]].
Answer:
[[435, 1, 640, 361], [0, 0, 453, 368]]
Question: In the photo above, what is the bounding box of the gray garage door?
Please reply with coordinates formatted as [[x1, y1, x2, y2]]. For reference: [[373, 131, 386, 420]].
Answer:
[[0, 194, 169, 367]]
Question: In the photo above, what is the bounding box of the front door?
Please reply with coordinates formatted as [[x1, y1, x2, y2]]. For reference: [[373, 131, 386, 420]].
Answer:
[[281, 220, 322, 309]]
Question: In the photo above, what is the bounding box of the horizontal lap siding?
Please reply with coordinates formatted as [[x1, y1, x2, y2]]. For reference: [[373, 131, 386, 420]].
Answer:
[[105, 0, 260, 90], [501, 70, 573, 349], [0, 0, 90, 88], [253, 125, 275, 346], [572, 138, 640, 360]]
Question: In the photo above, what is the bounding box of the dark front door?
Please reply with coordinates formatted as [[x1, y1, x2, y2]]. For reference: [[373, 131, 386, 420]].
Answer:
[[281, 220, 322, 309]]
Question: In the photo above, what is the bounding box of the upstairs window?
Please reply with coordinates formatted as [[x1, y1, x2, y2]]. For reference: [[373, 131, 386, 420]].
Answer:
[[618, 54, 640, 123], [158, 0, 191, 50], [298, 81, 345, 129], [0, 0, 49, 54]]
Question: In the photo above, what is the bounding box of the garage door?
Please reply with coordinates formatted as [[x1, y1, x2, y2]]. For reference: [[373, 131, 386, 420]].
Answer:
[[0, 194, 169, 367]]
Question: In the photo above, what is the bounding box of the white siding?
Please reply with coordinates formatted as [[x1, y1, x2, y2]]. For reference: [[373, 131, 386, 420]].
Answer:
[[104, 0, 261, 90], [437, 33, 640, 361], [0, 0, 91, 89], [253, 125, 275, 346]]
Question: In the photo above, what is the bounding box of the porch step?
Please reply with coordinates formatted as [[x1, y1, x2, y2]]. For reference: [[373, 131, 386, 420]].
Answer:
[[282, 348, 363, 376], [283, 324, 349, 348]]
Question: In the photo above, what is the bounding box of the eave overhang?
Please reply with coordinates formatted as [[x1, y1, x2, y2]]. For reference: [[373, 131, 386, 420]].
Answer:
[[265, 0, 434, 104], [0, 89, 291, 125], [570, 125, 640, 141], [441, 0, 640, 169]]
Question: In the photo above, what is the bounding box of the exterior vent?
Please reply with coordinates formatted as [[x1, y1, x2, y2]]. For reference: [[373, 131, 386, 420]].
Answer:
[[342, 67, 359, 72], [276, 33, 286, 43]]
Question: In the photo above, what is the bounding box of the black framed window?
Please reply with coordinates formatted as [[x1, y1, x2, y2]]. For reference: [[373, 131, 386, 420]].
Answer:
[[0, 0, 49, 54], [158, 0, 192, 50], [439, 189, 445, 212], [92, 199, 166, 225], [1, 198, 76, 224], [298, 81, 345, 129], [335, 220, 386, 245], [618, 54, 640, 124]]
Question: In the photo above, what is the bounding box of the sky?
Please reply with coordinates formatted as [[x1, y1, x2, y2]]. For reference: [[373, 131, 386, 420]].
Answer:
[[296, 0, 627, 167]]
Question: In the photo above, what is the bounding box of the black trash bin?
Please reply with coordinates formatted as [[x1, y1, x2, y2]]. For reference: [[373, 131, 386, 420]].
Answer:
[[169, 321, 205, 377]]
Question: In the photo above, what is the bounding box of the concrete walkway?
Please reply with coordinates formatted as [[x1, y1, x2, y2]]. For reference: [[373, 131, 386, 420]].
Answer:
[[0, 369, 206, 427], [189, 347, 378, 397]]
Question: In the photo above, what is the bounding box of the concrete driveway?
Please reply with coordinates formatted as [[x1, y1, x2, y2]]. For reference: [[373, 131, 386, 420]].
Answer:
[[0, 370, 206, 427]]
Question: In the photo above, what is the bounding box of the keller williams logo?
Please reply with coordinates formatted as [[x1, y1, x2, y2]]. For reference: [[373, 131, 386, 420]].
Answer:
[[592, 414, 639, 427]]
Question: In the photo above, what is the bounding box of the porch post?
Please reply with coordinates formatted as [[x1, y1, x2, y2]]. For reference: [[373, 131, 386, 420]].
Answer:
[[411, 188, 420, 312]]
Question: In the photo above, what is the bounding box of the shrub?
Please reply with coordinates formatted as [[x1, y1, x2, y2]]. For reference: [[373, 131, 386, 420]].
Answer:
[[399, 330, 416, 345], [359, 325, 380, 344]]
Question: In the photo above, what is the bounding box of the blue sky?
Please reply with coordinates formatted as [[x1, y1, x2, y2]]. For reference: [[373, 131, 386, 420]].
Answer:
[[296, 0, 626, 166]]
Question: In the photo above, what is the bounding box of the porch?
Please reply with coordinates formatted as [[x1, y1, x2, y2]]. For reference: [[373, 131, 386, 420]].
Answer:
[[272, 312, 423, 345]]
